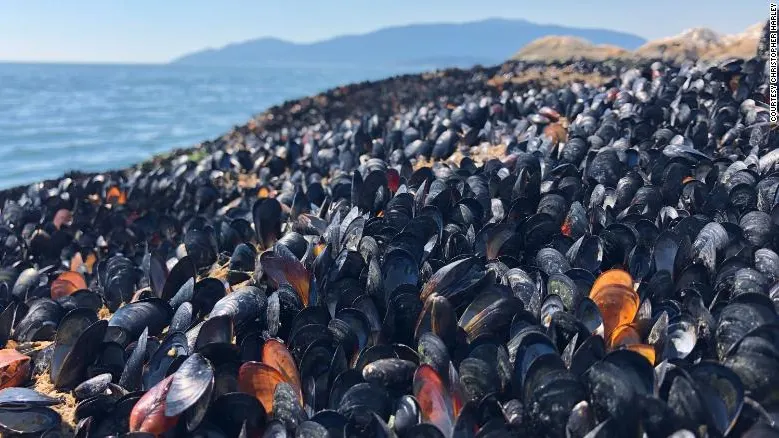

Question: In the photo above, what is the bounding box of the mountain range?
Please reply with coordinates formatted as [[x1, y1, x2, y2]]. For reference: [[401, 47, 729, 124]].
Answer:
[[171, 18, 646, 68]]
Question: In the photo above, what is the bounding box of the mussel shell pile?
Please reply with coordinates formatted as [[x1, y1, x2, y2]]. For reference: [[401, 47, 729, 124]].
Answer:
[[0, 51, 776, 438]]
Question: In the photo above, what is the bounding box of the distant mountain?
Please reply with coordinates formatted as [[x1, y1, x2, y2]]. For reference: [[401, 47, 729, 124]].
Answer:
[[171, 18, 646, 68], [635, 23, 763, 61], [512, 36, 633, 62], [511, 22, 765, 64]]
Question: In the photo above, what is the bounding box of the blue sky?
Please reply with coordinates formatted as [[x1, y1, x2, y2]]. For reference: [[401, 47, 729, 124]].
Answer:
[[0, 0, 767, 63]]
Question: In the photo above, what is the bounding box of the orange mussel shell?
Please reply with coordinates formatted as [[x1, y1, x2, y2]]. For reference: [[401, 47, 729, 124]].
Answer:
[[129, 375, 179, 435], [590, 270, 639, 338], [590, 269, 634, 299], [51, 271, 88, 299], [0, 349, 31, 389], [261, 339, 303, 401], [413, 364, 454, 436], [260, 251, 310, 307], [608, 323, 642, 348], [106, 186, 127, 205], [238, 361, 289, 414]]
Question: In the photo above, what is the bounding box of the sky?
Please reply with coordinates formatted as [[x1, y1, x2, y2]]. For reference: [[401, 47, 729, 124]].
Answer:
[[0, 0, 767, 63]]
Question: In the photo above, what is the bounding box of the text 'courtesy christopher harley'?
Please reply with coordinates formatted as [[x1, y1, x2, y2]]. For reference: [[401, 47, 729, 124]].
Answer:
[[771, 3, 778, 123]]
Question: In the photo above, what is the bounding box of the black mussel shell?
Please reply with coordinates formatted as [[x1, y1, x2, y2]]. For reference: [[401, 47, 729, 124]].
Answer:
[[163, 256, 197, 302], [144, 332, 190, 390], [119, 326, 149, 392], [74, 373, 113, 401], [0, 387, 61, 408], [14, 298, 63, 342], [106, 298, 172, 345], [209, 286, 267, 333], [51, 308, 106, 390], [0, 406, 62, 435]]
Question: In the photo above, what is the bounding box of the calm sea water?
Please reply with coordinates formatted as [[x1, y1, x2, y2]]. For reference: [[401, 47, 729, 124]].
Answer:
[[0, 62, 430, 189]]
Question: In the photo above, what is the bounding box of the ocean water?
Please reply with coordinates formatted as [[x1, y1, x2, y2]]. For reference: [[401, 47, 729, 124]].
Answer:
[[0, 62, 430, 189]]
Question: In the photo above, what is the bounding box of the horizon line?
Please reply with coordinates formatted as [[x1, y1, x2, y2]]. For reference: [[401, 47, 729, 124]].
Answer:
[[0, 59, 166, 66]]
